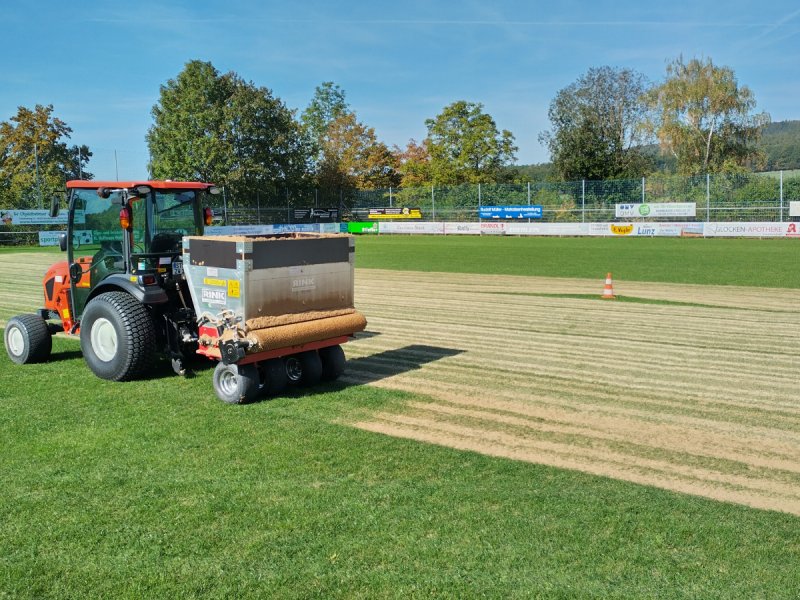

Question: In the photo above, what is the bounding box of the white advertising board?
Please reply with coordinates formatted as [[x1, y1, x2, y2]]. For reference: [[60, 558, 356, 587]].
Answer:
[[615, 203, 696, 218], [504, 222, 591, 236], [444, 222, 482, 235], [703, 222, 800, 238], [790, 201, 800, 217], [379, 221, 444, 234], [1, 209, 85, 225], [479, 222, 507, 235]]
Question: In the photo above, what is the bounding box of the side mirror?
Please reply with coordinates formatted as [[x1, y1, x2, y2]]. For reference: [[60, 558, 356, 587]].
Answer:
[[59, 234, 67, 252], [49, 195, 60, 218]]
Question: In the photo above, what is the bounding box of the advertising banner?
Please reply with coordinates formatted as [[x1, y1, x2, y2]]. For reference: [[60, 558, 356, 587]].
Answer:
[[504, 223, 591, 236], [368, 207, 423, 220], [347, 222, 379, 234], [1, 209, 85, 225], [479, 222, 508, 235], [444, 222, 481, 235], [703, 222, 800, 238], [790, 201, 800, 217], [478, 205, 543, 219], [379, 221, 444, 234], [293, 208, 340, 222], [615, 203, 696, 218]]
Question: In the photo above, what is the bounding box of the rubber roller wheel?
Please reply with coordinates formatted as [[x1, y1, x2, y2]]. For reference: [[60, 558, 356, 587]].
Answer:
[[213, 362, 260, 404], [4, 313, 52, 364]]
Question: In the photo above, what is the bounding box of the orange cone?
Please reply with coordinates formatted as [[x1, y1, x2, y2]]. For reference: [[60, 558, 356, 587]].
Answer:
[[601, 272, 616, 299]]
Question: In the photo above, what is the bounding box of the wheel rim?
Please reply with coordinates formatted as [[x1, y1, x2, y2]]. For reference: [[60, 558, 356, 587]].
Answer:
[[7, 327, 24, 357], [90, 317, 118, 362], [285, 357, 303, 382], [218, 368, 239, 396]]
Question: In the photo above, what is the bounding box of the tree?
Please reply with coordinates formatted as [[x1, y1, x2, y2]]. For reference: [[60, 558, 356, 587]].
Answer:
[[540, 66, 652, 181], [147, 60, 309, 200], [395, 138, 431, 187], [424, 101, 517, 185], [0, 104, 92, 208], [317, 112, 400, 190], [646, 56, 770, 175], [301, 82, 350, 166]]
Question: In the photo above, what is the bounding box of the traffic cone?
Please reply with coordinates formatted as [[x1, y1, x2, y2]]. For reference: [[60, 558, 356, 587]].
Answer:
[[601, 272, 616, 299]]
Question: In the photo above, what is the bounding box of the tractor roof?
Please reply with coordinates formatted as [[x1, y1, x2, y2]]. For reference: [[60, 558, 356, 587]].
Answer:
[[66, 180, 216, 190]]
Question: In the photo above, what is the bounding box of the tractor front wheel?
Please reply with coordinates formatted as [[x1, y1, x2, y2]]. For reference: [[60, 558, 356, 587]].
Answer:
[[80, 292, 156, 381], [4, 314, 52, 365]]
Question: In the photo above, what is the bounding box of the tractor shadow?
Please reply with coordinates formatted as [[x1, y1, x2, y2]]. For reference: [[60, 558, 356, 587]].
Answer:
[[298, 344, 464, 400]]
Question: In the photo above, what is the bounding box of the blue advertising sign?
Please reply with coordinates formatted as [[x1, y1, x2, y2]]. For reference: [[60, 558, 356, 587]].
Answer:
[[479, 205, 543, 219]]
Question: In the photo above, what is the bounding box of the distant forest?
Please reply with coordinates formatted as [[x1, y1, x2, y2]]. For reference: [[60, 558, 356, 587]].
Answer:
[[759, 120, 800, 170], [514, 120, 800, 181]]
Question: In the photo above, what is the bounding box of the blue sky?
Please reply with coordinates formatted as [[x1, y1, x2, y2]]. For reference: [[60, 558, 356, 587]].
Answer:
[[2, 0, 799, 180]]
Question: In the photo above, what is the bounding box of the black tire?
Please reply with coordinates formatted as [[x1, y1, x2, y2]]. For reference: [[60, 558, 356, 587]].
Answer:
[[213, 362, 259, 404], [319, 345, 346, 381], [4, 314, 52, 365], [284, 350, 323, 387], [259, 358, 288, 397], [80, 292, 156, 381]]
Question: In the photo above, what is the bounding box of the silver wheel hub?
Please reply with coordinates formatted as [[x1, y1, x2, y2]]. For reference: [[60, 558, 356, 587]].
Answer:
[[7, 327, 24, 357], [91, 317, 118, 362], [219, 368, 239, 396]]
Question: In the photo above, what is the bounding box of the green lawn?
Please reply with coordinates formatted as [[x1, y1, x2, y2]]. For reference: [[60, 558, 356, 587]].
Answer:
[[2, 238, 800, 597], [355, 235, 800, 288], [1, 337, 799, 598]]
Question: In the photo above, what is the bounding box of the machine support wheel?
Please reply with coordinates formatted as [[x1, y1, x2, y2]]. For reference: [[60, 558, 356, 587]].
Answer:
[[284, 351, 322, 387], [259, 358, 288, 398], [213, 362, 260, 404], [80, 291, 156, 381], [319, 345, 346, 381], [4, 314, 52, 364]]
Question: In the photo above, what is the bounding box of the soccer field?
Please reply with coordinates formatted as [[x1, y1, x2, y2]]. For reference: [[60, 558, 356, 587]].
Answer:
[[1, 239, 800, 597]]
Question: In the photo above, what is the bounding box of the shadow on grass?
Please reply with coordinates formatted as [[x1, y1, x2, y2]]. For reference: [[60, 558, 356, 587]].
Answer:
[[293, 344, 464, 401]]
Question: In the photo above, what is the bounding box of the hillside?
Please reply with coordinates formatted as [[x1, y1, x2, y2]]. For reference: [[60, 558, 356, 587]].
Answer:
[[760, 120, 800, 170]]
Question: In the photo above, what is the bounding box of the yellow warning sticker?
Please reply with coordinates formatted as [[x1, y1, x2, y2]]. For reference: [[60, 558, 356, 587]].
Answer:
[[203, 277, 226, 287], [227, 279, 240, 298]]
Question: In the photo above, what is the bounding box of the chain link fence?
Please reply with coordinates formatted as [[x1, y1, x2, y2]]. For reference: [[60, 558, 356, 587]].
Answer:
[[207, 172, 800, 225]]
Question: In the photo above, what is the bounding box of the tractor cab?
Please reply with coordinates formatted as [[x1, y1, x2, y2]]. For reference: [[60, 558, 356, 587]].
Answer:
[[50, 181, 219, 329]]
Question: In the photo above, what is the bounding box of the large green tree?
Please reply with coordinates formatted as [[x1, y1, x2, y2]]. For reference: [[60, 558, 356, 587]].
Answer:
[[301, 82, 350, 167], [424, 101, 517, 185], [0, 104, 91, 208], [646, 56, 770, 175], [147, 60, 309, 200], [540, 66, 652, 180]]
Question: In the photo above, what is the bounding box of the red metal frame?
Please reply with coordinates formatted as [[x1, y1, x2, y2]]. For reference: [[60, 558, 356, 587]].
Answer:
[[196, 324, 352, 365]]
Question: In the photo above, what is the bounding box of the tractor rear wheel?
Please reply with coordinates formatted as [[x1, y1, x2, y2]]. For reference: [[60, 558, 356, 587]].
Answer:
[[80, 292, 156, 381], [213, 362, 259, 404], [319, 345, 346, 381], [4, 314, 52, 364]]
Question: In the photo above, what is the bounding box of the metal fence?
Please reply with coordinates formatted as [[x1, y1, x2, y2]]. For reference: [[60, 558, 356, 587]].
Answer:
[[209, 172, 800, 225]]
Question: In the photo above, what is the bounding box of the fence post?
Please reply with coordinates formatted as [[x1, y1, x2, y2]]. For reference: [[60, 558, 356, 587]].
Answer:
[[431, 185, 435, 221], [256, 191, 261, 224], [641, 177, 645, 203], [706, 173, 710, 222], [286, 188, 290, 223], [478, 183, 481, 210], [223, 186, 229, 225], [527, 182, 531, 205], [780, 170, 784, 222], [582, 179, 585, 223], [389, 186, 393, 207]]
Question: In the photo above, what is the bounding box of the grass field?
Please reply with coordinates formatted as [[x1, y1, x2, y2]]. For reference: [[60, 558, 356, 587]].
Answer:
[[2, 238, 800, 598]]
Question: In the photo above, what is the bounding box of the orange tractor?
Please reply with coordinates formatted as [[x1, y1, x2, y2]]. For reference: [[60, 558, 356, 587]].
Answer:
[[4, 180, 365, 403]]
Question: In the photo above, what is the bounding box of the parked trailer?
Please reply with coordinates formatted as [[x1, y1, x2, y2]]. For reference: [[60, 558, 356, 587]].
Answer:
[[3, 181, 366, 404]]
